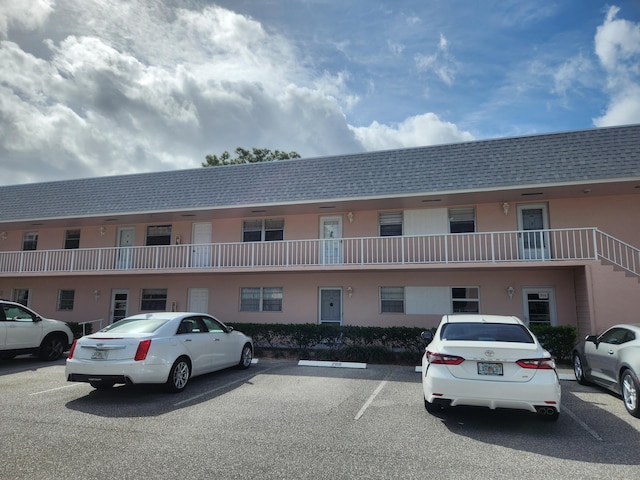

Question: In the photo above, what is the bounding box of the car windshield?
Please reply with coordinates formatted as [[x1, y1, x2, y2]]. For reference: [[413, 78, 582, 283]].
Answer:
[[441, 322, 534, 343], [99, 318, 169, 334]]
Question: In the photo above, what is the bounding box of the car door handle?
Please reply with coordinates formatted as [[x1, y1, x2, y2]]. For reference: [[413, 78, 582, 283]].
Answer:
[[214, 338, 220, 342], [184, 339, 192, 342], [608, 350, 614, 355]]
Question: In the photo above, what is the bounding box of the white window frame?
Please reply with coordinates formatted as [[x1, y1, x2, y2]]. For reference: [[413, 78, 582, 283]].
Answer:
[[240, 287, 283, 312], [379, 212, 403, 237], [451, 287, 480, 313], [380, 286, 405, 313], [243, 219, 284, 242]]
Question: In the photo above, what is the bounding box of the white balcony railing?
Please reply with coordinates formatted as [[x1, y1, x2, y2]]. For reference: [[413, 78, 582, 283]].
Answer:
[[0, 228, 638, 277]]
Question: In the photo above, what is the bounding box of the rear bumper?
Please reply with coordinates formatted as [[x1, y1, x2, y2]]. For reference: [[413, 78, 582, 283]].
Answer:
[[67, 373, 129, 385], [65, 358, 171, 385], [422, 364, 561, 413]]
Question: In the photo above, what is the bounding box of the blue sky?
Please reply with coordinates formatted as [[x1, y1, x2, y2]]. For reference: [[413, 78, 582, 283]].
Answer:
[[1, 0, 639, 185]]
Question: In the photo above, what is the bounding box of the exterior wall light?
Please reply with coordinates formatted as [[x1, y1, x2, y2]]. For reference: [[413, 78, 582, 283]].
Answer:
[[0, 232, 6, 240], [346, 286, 353, 298], [507, 286, 515, 299], [347, 212, 354, 223], [93, 290, 100, 300], [502, 203, 510, 216]]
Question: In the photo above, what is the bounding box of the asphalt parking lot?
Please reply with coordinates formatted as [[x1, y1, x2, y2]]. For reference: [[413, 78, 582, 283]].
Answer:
[[1, 356, 640, 480]]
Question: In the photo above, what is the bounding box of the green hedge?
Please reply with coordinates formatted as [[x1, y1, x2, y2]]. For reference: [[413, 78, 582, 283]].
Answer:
[[529, 325, 577, 364], [229, 322, 577, 365], [227, 323, 427, 365]]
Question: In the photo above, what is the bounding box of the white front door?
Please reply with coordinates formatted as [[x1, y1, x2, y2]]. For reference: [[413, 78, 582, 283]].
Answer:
[[521, 287, 556, 326], [517, 204, 550, 260], [188, 288, 209, 314], [320, 216, 342, 265], [116, 227, 135, 269], [319, 288, 342, 324], [110, 289, 129, 323], [191, 222, 212, 267]]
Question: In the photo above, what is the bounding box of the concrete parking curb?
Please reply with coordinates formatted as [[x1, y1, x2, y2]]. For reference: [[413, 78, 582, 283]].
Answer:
[[298, 360, 367, 369]]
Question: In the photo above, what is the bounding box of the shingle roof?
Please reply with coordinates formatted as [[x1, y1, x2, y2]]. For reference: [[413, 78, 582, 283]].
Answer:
[[1, 124, 639, 222]]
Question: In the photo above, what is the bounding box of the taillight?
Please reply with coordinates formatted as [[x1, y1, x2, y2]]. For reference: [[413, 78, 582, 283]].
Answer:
[[68, 340, 77, 359], [427, 351, 465, 365], [517, 358, 556, 370], [134, 339, 152, 361]]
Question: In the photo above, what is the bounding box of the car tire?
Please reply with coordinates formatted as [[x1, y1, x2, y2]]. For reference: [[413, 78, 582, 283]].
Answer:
[[424, 396, 441, 413], [573, 352, 589, 385], [38, 334, 66, 361], [621, 370, 640, 418], [237, 344, 253, 369], [166, 357, 190, 393]]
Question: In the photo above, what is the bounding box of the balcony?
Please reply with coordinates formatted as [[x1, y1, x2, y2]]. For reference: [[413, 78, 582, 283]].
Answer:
[[0, 228, 637, 277]]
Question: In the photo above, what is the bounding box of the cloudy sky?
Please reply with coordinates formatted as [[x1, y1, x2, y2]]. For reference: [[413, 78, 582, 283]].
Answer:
[[1, 0, 639, 186]]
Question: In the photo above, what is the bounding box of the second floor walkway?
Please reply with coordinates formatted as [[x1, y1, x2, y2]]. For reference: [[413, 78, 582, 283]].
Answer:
[[0, 228, 638, 277]]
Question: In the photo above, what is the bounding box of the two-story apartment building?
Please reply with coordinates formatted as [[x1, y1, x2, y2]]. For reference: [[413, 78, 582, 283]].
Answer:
[[0, 124, 639, 336]]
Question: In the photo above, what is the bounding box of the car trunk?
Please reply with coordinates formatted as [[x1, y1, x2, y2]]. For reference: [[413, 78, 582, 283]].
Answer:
[[75, 333, 149, 361], [440, 341, 543, 382]]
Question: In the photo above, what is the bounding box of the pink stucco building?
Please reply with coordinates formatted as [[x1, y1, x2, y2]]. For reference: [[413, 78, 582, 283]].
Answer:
[[1, 124, 638, 337]]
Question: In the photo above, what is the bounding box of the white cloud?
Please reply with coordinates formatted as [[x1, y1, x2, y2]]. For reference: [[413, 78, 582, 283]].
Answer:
[[0, 0, 478, 185], [593, 5, 640, 126], [0, 0, 53, 37], [552, 53, 595, 98], [594, 83, 640, 126], [414, 33, 457, 86], [351, 113, 474, 151]]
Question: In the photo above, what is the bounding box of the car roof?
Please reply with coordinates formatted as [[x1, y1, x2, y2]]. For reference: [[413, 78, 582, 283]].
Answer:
[[603, 324, 640, 332], [441, 314, 523, 325], [125, 312, 212, 321]]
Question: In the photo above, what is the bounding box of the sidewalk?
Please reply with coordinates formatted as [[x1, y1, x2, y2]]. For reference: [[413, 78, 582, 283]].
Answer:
[[557, 367, 575, 381]]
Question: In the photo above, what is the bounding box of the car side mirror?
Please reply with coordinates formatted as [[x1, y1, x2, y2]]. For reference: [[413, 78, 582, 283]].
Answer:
[[34, 315, 42, 323], [421, 331, 434, 344], [585, 334, 598, 344], [225, 326, 234, 333]]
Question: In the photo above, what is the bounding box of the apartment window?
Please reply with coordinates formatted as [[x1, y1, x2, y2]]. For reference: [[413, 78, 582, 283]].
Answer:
[[23, 232, 38, 251], [379, 212, 403, 237], [146, 225, 172, 246], [380, 287, 405, 313], [141, 288, 167, 311], [12, 289, 30, 307], [243, 219, 284, 242], [449, 208, 476, 233], [452, 287, 479, 313], [240, 287, 283, 311], [58, 290, 75, 311], [65, 230, 81, 249]]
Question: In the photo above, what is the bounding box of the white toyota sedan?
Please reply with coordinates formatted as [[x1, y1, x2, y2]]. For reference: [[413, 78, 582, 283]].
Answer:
[[66, 312, 253, 392], [421, 314, 561, 420]]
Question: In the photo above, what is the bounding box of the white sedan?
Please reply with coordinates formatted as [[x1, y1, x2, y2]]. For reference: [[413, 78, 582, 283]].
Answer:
[[421, 314, 561, 420], [66, 312, 253, 392]]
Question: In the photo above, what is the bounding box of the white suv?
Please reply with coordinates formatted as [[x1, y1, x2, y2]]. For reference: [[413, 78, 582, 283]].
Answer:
[[0, 300, 75, 361]]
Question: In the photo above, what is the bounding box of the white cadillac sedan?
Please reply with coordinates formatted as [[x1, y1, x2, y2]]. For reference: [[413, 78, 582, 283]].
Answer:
[[66, 312, 253, 392], [421, 314, 561, 420]]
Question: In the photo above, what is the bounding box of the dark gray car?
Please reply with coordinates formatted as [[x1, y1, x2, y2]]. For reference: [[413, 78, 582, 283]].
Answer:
[[573, 323, 640, 417]]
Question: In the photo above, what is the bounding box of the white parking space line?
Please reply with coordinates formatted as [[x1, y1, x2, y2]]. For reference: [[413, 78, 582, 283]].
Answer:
[[355, 380, 388, 420], [29, 383, 84, 396], [562, 405, 603, 441]]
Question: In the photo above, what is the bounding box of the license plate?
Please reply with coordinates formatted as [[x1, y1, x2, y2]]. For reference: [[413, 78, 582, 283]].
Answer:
[[478, 362, 503, 376], [91, 350, 108, 360]]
